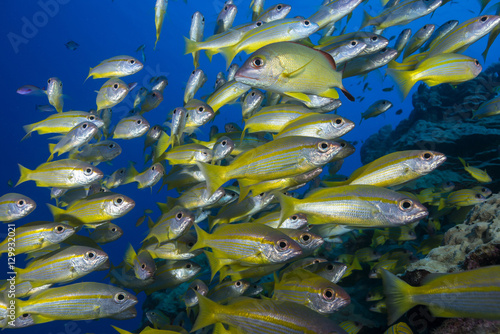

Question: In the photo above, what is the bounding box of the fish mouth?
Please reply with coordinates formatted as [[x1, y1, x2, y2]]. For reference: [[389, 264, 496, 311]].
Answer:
[[234, 73, 258, 82]]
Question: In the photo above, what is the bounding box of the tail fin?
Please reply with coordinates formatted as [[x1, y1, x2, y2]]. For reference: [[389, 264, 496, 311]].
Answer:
[[196, 162, 228, 198], [360, 10, 374, 29], [153, 131, 170, 163], [85, 67, 93, 83], [123, 165, 139, 185], [16, 164, 32, 186], [380, 269, 416, 325], [190, 223, 210, 252], [458, 157, 467, 168], [184, 36, 199, 55], [386, 68, 415, 100], [111, 326, 133, 334], [277, 193, 300, 227], [191, 293, 223, 332], [124, 243, 137, 268], [47, 143, 57, 162], [204, 250, 227, 281], [219, 45, 237, 70], [46, 203, 66, 221]]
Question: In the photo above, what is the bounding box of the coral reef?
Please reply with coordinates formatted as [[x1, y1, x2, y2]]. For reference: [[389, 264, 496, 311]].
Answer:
[[406, 194, 500, 274], [360, 63, 500, 192]]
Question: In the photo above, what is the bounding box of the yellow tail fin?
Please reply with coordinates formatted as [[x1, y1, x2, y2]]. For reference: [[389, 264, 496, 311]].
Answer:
[[15, 164, 32, 186], [196, 162, 228, 199], [386, 68, 415, 100], [277, 193, 300, 228], [184, 36, 199, 55], [380, 269, 416, 325], [191, 292, 224, 332]]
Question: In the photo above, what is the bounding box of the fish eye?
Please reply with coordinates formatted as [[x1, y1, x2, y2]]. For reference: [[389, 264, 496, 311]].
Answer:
[[82, 123, 88, 129], [334, 118, 344, 125], [198, 106, 204, 112], [89, 116, 95, 120], [113, 83, 119, 89], [256, 21, 262, 27], [119, 169, 125, 174], [300, 233, 311, 243], [21, 314, 29, 318], [340, 142, 346, 148], [59, 82, 63, 87], [313, 259, 320, 264], [318, 141, 329, 152], [475, 59, 480, 66], [371, 36, 378, 41], [86, 251, 96, 259], [55, 225, 65, 233], [151, 165, 156, 171], [111, 227, 117, 232], [109, 143, 115, 148], [188, 241, 194, 247], [252, 57, 264, 68], [221, 140, 227, 146], [259, 192, 264, 197], [381, 47, 387, 52], [399, 199, 413, 211], [192, 70, 196, 74], [176, 212, 183, 219], [323, 288, 335, 301], [153, 126, 159, 130], [128, 59, 135, 64], [152, 93, 156, 97], [185, 263, 192, 269], [327, 264, 334, 270], [277, 4, 283, 10], [173, 108, 178, 114], [421, 152, 433, 160], [224, 5, 227, 10], [16, 199, 25, 207], [136, 119, 142, 124], [475, 193, 483, 199], [114, 292, 126, 302], [303, 20, 310, 26], [291, 215, 298, 220], [114, 197, 124, 205], [84, 168, 93, 175], [47, 79, 51, 83], [202, 151, 208, 155], [235, 281, 242, 287], [423, 25, 427, 29], [251, 92, 256, 96], [141, 263, 146, 269], [481, 187, 487, 192], [276, 239, 289, 251], [351, 40, 357, 46], [481, 16, 488, 22]]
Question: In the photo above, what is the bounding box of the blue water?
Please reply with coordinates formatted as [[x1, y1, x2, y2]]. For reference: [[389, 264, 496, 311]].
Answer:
[[1, 0, 498, 333]]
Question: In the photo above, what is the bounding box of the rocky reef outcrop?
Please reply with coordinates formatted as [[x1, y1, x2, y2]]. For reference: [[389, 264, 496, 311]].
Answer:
[[360, 63, 500, 192]]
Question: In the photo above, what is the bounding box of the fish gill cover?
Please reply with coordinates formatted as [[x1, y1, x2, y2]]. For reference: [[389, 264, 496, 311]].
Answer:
[[1, 0, 500, 333]]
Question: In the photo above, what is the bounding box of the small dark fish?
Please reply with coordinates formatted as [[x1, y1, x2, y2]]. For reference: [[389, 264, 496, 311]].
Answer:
[[359, 96, 365, 102], [36, 104, 56, 112], [395, 109, 403, 115], [363, 83, 369, 92], [389, 35, 396, 41], [382, 86, 394, 92], [65, 41, 79, 50]]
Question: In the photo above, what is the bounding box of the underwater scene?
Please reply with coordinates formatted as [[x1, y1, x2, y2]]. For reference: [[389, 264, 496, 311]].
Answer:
[[2, 0, 500, 333]]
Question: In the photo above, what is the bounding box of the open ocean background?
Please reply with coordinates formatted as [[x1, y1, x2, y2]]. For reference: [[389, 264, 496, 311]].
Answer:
[[0, 0, 498, 333]]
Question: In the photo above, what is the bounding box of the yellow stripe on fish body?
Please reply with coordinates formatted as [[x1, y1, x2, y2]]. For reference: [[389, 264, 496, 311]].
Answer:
[[16, 282, 137, 322], [381, 266, 500, 325], [428, 15, 500, 58], [241, 104, 313, 140], [473, 95, 500, 119], [324, 150, 446, 188], [160, 143, 213, 165], [192, 293, 347, 333], [47, 192, 135, 225], [197, 136, 346, 197], [445, 189, 486, 208], [0, 222, 74, 256], [207, 80, 251, 112], [220, 18, 320, 67], [274, 114, 355, 140], [458, 157, 492, 183], [384, 322, 413, 334], [387, 53, 483, 99], [16, 246, 107, 285], [23, 111, 104, 136], [340, 320, 363, 334], [87, 55, 143, 80], [16, 159, 103, 188], [154, 0, 167, 49], [279, 185, 428, 228]]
